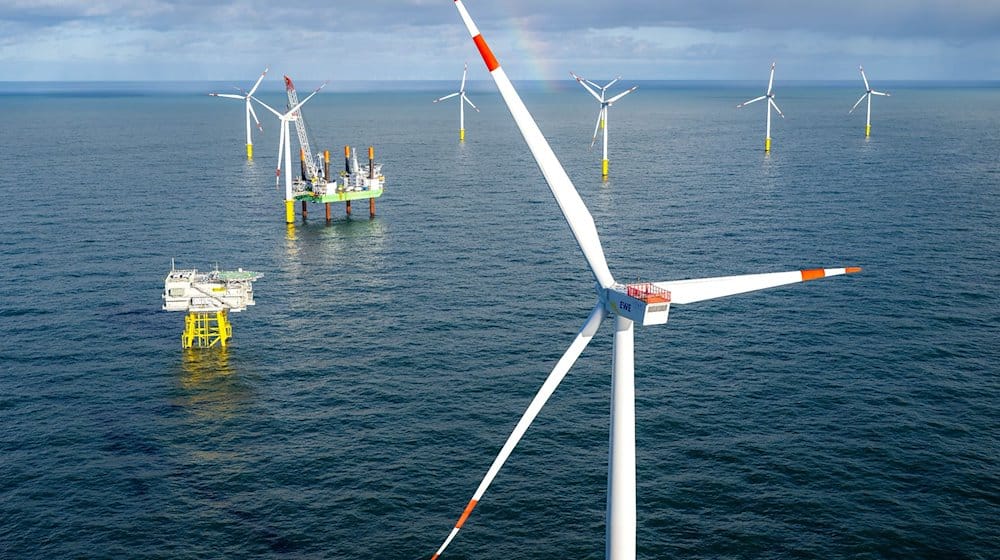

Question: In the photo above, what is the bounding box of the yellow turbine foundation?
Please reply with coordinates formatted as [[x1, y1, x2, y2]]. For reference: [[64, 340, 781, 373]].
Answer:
[[765, 137, 772, 153], [459, 128, 465, 141], [602, 159, 609, 177], [182, 311, 232, 349], [865, 124, 871, 137], [285, 200, 295, 224], [247, 144, 253, 160]]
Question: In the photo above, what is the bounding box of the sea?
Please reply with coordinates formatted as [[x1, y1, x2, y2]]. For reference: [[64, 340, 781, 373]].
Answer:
[[0, 79, 998, 559]]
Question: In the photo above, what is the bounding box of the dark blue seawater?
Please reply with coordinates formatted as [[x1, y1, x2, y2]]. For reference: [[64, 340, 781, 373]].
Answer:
[[1, 80, 998, 559]]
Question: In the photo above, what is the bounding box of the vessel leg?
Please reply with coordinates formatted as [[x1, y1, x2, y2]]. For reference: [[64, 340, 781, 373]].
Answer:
[[346, 201, 352, 216], [301, 200, 308, 219], [325, 202, 331, 222], [369, 198, 375, 218]]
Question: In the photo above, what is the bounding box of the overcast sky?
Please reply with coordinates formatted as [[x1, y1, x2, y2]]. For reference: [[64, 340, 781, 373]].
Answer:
[[1, 1, 998, 82]]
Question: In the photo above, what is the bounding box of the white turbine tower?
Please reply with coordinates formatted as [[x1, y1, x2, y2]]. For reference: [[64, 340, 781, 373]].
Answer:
[[249, 83, 326, 224], [850, 66, 891, 138], [431, 3, 862, 560], [737, 62, 784, 153], [570, 72, 636, 178], [209, 67, 269, 160], [434, 63, 479, 141]]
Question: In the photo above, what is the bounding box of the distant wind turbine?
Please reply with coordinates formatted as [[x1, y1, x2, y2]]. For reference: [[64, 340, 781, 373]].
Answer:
[[850, 65, 891, 138], [249, 81, 326, 224], [737, 62, 783, 153], [209, 67, 268, 160], [570, 72, 636, 178], [434, 63, 479, 141]]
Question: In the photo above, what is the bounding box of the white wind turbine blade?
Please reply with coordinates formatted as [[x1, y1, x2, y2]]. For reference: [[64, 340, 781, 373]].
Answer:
[[250, 95, 283, 119], [275, 121, 286, 187], [606, 86, 637, 105], [766, 62, 776, 95], [460, 63, 468, 93], [769, 98, 784, 118], [247, 66, 269, 97], [604, 76, 622, 90], [590, 108, 603, 149], [871, 90, 890, 97], [247, 101, 263, 132], [430, 303, 605, 560], [654, 267, 861, 305], [287, 83, 326, 115], [434, 91, 461, 103], [737, 95, 767, 109], [849, 93, 868, 114], [462, 94, 479, 112], [860, 66, 870, 91], [571, 72, 604, 103], [458, 1, 615, 289], [209, 93, 245, 100]]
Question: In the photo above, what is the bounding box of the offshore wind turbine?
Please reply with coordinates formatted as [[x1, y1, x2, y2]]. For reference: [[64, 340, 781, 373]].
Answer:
[[737, 62, 783, 153], [430, 3, 861, 560], [249, 82, 326, 224], [850, 66, 891, 138], [208, 66, 269, 160], [570, 72, 637, 178], [433, 63, 479, 141]]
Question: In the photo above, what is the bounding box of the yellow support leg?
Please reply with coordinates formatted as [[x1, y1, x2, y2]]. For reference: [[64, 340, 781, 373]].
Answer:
[[865, 124, 871, 138], [765, 137, 771, 153], [216, 310, 231, 348], [181, 311, 232, 349], [285, 200, 295, 224], [459, 128, 465, 141], [602, 159, 609, 178], [247, 143, 253, 160], [181, 312, 197, 348]]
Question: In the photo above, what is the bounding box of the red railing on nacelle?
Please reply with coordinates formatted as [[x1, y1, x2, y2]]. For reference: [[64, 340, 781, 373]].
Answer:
[[626, 283, 671, 303]]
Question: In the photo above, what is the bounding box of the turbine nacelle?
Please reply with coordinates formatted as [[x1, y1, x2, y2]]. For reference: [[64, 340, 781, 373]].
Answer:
[[604, 283, 672, 326]]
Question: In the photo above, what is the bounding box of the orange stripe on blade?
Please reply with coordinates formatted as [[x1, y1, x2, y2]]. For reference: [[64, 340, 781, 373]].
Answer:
[[846, 266, 862, 274], [801, 269, 826, 281], [455, 499, 478, 529], [473, 35, 499, 72]]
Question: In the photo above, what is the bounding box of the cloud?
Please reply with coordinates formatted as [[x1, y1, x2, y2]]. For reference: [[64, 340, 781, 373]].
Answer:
[[6, 1, 998, 41], [447, 1, 1000, 42], [0, 1, 997, 80]]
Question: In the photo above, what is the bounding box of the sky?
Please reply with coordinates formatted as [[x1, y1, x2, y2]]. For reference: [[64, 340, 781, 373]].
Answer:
[[0, 0, 998, 82]]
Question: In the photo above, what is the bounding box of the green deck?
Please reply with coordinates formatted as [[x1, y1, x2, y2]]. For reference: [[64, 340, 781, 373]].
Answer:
[[214, 270, 261, 281], [295, 188, 384, 204]]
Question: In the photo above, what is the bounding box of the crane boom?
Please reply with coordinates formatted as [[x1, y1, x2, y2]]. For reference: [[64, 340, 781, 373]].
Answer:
[[284, 75, 321, 182]]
